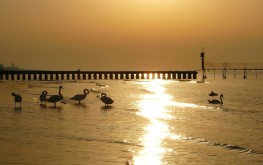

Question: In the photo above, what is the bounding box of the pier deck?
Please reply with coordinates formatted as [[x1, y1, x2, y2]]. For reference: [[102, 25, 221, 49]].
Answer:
[[0, 70, 197, 81]]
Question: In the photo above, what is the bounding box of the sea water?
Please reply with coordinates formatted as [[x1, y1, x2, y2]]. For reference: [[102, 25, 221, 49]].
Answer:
[[0, 74, 263, 165]]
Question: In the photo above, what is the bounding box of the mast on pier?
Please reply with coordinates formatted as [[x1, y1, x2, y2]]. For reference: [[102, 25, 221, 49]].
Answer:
[[200, 48, 206, 79]]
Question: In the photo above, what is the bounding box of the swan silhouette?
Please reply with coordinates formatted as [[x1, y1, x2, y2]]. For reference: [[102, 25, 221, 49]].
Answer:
[[12, 93, 22, 108], [100, 93, 114, 107], [70, 89, 89, 104], [209, 91, 218, 96], [208, 94, 223, 104], [47, 86, 63, 107], [39, 90, 48, 104]]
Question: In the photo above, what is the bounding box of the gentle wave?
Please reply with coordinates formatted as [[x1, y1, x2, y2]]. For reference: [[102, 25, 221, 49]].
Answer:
[[182, 136, 261, 154], [65, 137, 143, 147]]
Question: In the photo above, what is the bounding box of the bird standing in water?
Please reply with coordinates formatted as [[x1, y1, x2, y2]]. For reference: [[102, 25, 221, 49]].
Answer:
[[12, 93, 22, 109], [46, 86, 63, 108], [70, 88, 89, 104], [39, 90, 48, 105], [100, 93, 114, 107]]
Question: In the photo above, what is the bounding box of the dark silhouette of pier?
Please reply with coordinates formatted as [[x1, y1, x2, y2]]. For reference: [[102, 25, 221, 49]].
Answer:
[[0, 70, 197, 81]]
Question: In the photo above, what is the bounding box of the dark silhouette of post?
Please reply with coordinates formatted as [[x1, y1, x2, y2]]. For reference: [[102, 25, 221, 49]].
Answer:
[[200, 48, 206, 79], [223, 62, 227, 79], [243, 63, 247, 79]]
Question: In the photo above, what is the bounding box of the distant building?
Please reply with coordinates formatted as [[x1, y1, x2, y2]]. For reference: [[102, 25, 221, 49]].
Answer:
[[0, 63, 20, 70]]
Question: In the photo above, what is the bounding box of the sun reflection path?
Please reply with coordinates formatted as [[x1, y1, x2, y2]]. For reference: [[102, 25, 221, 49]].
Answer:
[[133, 80, 180, 165]]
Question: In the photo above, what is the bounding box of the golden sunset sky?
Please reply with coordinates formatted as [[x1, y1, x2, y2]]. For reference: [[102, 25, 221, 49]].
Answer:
[[0, 0, 262, 70]]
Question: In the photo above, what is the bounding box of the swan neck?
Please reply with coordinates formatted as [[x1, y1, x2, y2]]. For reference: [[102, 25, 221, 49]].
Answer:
[[59, 87, 62, 96]]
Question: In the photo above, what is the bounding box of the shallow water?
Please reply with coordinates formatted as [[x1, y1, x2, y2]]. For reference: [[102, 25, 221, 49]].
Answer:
[[0, 77, 263, 165]]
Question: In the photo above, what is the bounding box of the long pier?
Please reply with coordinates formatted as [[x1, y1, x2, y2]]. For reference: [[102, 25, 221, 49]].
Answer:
[[0, 70, 197, 81]]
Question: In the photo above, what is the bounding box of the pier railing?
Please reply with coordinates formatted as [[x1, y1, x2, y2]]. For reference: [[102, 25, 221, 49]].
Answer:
[[0, 70, 197, 81], [204, 62, 263, 79], [200, 49, 263, 79]]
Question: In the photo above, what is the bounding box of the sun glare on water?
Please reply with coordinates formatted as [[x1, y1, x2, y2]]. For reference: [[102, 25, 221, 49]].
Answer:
[[133, 80, 179, 165]]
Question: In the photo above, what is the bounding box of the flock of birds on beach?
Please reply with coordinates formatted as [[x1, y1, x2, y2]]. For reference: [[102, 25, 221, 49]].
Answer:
[[11, 85, 114, 109], [11, 86, 223, 109]]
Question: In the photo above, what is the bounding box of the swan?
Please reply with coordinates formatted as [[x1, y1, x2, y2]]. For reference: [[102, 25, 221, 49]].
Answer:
[[100, 93, 114, 107], [12, 93, 22, 108], [39, 90, 48, 104], [47, 86, 63, 107], [208, 94, 223, 104], [209, 91, 218, 96], [70, 89, 89, 104]]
